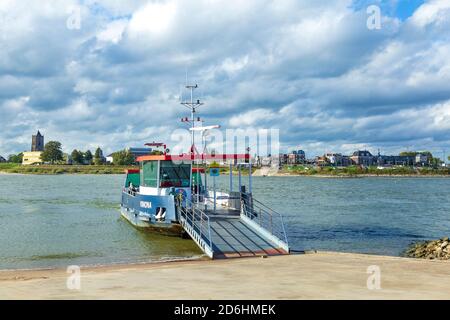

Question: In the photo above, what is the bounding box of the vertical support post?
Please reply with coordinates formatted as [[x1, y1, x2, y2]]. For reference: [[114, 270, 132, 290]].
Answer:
[[249, 161, 252, 194], [188, 162, 192, 208], [200, 214, 203, 239], [213, 175, 217, 213], [156, 160, 160, 196], [229, 162, 233, 192], [191, 87, 195, 149], [208, 218, 213, 249], [238, 165, 242, 192], [204, 170, 208, 211], [196, 170, 199, 204]]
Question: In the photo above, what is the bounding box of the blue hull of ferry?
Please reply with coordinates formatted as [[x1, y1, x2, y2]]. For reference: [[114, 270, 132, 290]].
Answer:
[[120, 190, 184, 236]]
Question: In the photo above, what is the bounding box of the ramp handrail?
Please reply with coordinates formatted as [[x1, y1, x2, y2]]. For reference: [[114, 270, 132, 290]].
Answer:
[[178, 198, 213, 258], [240, 195, 289, 249]]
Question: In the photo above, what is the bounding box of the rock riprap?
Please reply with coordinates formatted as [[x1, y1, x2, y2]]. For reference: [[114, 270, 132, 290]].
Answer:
[[406, 237, 450, 260]]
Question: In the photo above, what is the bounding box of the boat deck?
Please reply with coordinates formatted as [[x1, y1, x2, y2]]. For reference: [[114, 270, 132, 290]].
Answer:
[[203, 207, 241, 217], [180, 197, 290, 259], [208, 216, 288, 258], [187, 207, 288, 259]]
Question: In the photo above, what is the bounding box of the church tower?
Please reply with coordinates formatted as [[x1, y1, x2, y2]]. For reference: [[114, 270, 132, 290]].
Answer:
[[31, 131, 44, 152]]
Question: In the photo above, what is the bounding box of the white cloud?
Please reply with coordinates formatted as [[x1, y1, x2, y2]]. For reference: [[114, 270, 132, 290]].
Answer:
[[2, 97, 29, 113], [229, 109, 276, 127], [55, 98, 93, 120], [410, 0, 450, 27], [128, 2, 176, 36], [0, 0, 449, 158], [97, 19, 128, 44]]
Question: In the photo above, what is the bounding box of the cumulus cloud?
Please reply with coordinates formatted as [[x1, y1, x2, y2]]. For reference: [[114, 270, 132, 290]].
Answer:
[[0, 0, 449, 159]]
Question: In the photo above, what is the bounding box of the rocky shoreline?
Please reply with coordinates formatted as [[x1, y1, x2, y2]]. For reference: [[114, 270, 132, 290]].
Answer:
[[406, 238, 450, 260]]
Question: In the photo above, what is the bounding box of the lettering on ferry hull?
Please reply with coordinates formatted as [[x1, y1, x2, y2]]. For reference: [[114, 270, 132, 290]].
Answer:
[[140, 201, 152, 209]]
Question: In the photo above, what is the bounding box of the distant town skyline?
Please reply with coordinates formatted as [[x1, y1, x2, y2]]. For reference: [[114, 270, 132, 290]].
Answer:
[[3, 129, 447, 164], [0, 1, 449, 159]]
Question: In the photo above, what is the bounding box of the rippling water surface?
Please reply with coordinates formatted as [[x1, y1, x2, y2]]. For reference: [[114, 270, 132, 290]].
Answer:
[[0, 174, 449, 269]]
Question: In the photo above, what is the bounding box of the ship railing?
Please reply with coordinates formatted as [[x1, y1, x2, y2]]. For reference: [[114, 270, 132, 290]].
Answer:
[[204, 186, 235, 196], [204, 187, 241, 210], [240, 195, 289, 252], [178, 198, 214, 258], [205, 187, 241, 200]]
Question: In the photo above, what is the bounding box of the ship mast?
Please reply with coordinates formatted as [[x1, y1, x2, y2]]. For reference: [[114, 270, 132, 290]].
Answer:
[[181, 84, 203, 154]]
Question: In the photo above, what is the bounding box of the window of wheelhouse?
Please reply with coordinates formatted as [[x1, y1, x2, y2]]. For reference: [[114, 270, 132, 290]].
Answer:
[[159, 161, 191, 188], [141, 161, 158, 187]]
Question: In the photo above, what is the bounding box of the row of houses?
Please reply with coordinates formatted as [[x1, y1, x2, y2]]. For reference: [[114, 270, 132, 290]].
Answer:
[[256, 150, 306, 167], [258, 150, 435, 168], [322, 150, 432, 167]]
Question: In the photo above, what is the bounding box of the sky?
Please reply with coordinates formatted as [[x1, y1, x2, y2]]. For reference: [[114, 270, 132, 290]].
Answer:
[[0, 0, 449, 160]]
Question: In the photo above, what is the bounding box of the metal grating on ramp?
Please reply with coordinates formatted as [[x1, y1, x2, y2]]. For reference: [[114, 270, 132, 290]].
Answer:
[[209, 217, 288, 259], [179, 196, 290, 259]]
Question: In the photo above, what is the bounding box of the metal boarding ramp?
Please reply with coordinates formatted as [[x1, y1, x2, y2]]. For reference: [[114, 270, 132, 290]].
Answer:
[[178, 195, 289, 259]]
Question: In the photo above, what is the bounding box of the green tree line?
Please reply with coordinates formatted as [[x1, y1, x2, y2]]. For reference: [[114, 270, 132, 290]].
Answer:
[[6, 141, 139, 166], [7, 142, 107, 165]]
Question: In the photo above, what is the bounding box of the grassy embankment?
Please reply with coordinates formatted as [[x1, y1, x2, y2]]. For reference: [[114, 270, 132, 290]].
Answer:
[[279, 165, 450, 176], [1, 163, 448, 176], [0, 163, 256, 175], [0, 163, 138, 175]]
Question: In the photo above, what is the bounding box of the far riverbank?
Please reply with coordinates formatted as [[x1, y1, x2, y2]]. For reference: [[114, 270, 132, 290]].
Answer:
[[0, 164, 137, 175], [273, 173, 450, 178], [0, 163, 448, 177], [253, 165, 449, 177]]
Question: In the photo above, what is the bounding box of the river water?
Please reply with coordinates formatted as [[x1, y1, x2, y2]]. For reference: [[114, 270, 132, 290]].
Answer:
[[0, 174, 449, 270]]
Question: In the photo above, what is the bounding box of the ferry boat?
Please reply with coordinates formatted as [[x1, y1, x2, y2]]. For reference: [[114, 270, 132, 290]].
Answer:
[[120, 85, 289, 259]]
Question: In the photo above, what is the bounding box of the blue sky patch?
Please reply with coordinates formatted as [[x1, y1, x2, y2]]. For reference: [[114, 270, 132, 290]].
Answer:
[[352, 0, 425, 20]]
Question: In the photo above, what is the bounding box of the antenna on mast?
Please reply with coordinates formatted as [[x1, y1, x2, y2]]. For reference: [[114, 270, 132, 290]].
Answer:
[[181, 83, 204, 154]]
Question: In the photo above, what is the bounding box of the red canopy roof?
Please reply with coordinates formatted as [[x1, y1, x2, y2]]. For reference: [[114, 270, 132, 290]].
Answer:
[[136, 153, 250, 162]]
